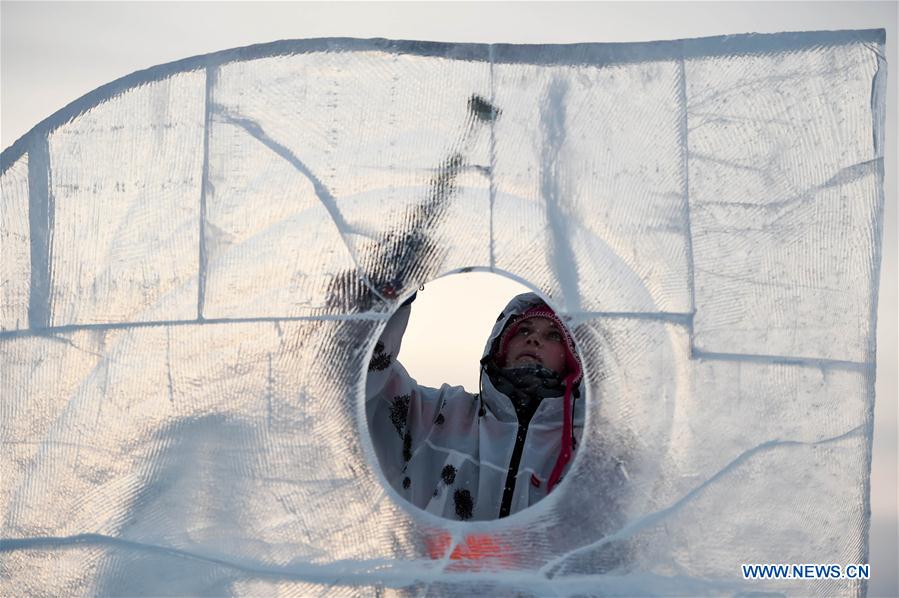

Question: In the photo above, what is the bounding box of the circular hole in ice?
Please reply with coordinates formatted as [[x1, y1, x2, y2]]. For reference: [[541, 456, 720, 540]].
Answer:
[[364, 270, 590, 523]]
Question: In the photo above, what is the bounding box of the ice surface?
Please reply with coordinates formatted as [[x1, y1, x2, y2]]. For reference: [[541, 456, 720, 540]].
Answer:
[[0, 32, 886, 596]]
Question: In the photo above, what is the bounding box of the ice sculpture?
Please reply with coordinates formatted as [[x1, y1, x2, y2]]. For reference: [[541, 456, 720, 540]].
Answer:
[[0, 30, 886, 596]]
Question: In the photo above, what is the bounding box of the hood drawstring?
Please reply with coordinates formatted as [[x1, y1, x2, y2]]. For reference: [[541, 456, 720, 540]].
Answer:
[[546, 372, 577, 492]]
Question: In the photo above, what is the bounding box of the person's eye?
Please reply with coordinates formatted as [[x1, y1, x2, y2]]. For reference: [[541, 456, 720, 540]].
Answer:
[[518, 327, 531, 336], [548, 332, 562, 342]]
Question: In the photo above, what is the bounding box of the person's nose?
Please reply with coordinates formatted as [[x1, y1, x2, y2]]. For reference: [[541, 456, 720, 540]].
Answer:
[[526, 336, 541, 347]]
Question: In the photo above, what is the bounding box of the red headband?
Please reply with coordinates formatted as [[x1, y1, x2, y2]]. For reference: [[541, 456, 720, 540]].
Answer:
[[496, 305, 582, 385]]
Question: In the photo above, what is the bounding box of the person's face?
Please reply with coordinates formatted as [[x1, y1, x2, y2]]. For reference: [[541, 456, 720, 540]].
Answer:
[[504, 317, 567, 374]]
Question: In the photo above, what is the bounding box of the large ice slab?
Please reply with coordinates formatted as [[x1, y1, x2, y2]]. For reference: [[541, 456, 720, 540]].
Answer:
[[0, 31, 886, 596], [45, 72, 206, 327], [687, 43, 883, 363]]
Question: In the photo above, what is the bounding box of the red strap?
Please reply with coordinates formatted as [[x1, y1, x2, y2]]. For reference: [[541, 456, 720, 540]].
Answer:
[[546, 375, 575, 492]]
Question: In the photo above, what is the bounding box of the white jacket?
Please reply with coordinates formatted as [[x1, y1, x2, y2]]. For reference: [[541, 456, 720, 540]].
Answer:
[[366, 293, 585, 521]]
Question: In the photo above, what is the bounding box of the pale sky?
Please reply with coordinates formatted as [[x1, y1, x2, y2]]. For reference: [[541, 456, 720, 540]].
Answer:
[[2, 2, 896, 594]]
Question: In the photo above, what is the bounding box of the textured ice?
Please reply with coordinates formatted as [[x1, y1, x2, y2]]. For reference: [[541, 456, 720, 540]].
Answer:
[[0, 31, 887, 596]]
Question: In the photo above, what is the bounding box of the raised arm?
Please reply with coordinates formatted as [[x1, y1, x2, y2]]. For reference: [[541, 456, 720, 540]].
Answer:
[[364, 294, 447, 486]]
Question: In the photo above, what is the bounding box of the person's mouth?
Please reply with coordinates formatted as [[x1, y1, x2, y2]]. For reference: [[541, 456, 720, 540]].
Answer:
[[517, 352, 541, 363]]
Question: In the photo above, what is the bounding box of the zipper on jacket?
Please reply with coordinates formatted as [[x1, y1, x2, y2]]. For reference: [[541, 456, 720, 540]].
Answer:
[[498, 423, 529, 518]]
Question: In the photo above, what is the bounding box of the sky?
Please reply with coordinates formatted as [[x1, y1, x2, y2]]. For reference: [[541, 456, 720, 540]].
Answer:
[[2, 1, 896, 594]]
